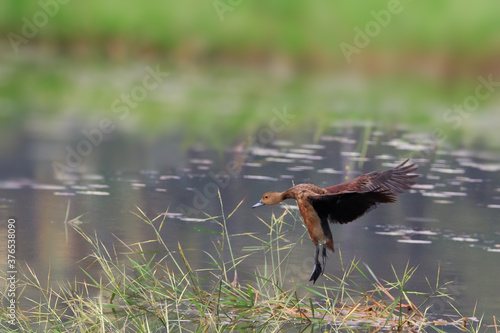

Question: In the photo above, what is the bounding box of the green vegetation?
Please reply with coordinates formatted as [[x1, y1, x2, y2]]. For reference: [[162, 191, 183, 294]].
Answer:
[[0, 197, 486, 332], [2, 54, 499, 149], [1, 1, 500, 57]]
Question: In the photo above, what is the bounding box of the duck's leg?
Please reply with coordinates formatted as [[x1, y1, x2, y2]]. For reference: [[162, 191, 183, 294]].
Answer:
[[309, 244, 323, 284], [321, 245, 327, 273]]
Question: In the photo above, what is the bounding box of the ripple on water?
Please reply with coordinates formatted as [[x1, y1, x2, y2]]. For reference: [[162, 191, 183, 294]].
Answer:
[[280, 204, 299, 210], [430, 167, 465, 174], [375, 154, 396, 160], [405, 217, 439, 223], [243, 175, 278, 181], [265, 157, 294, 163], [160, 212, 182, 218], [459, 161, 500, 172], [31, 184, 67, 190], [456, 177, 483, 183], [178, 217, 206, 222], [376, 228, 438, 236], [75, 191, 110, 196], [397, 239, 432, 244], [412, 184, 435, 190], [350, 157, 371, 162], [190, 159, 213, 165], [88, 184, 109, 189], [487, 204, 500, 209], [283, 153, 323, 160], [160, 175, 181, 180], [289, 148, 318, 154], [251, 148, 281, 156], [300, 144, 325, 150], [441, 191, 467, 197], [487, 248, 500, 253], [382, 139, 428, 151], [451, 237, 479, 242], [317, 168, 344, 174], [54, 192, 75, 196], [320, 136, 357, 144], [287, 166, 314, 172], [243, 163, 262, 168], [433, 200, 453, 204], [421, 192, 451, 198], [341, 151, 360, 157]]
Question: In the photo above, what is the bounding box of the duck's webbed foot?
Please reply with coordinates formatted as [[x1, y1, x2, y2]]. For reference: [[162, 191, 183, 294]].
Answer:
[[309, 260, 323, 283], [309, 244, 327, 284]]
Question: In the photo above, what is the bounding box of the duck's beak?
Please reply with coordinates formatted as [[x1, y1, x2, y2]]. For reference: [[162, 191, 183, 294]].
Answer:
[[252, 200, 265, 208]]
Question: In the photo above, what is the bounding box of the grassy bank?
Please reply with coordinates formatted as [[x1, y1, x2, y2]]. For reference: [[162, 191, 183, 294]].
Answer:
[[0, 197, 485, 332], [2, 1, 500, 58]]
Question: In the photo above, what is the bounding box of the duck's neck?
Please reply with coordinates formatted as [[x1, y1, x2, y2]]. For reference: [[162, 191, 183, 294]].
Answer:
[[281, 189, 294, 201]]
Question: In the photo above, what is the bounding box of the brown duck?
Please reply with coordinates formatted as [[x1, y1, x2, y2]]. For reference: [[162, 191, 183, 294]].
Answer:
[[252, 159, 418, 283]]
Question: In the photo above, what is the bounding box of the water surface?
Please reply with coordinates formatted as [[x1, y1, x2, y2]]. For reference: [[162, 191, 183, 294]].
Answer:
[[1, 126, 499, 326]]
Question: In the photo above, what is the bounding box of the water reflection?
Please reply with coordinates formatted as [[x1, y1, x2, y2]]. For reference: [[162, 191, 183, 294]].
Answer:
[[0, 126, 499, 323]]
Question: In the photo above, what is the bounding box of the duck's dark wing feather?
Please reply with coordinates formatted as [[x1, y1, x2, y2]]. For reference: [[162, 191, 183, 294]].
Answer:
[[308, 160, 418, 224]]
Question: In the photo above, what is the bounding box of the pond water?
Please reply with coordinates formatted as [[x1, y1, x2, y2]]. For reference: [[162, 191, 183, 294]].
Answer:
[[1, 126, 499, 327]]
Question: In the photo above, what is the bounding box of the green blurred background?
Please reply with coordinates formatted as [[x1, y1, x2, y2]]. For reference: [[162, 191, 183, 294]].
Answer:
[[1, 0, 500, 148]]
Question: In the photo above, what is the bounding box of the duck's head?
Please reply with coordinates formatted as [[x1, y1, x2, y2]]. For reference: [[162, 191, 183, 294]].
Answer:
[[252, 192, 283, 208]]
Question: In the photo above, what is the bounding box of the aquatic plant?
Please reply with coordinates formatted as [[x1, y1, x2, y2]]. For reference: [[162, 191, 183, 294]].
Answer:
[[0, 194, 488, 332]]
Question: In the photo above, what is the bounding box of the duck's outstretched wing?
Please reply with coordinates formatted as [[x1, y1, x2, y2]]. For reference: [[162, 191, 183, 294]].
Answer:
[[308, 160, 418, 224]]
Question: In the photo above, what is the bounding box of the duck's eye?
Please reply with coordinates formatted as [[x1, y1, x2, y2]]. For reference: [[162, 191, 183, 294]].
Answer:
[[264, 195, 268, 199]]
